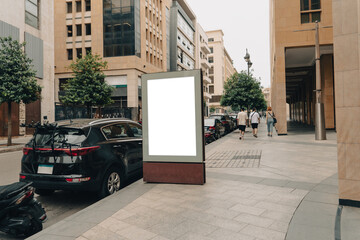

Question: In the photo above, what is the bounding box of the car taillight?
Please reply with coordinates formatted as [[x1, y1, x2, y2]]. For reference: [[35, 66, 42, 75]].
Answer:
[[23, 147, 32, 155], [24, 146, 100, 156], [19, 175, 26, 180], [209, 126, 216, 130], [66, 177, 91, 183], [63, 146, 100, 156]]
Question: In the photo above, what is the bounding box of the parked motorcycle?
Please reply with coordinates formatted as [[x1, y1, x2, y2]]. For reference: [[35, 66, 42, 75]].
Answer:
[[0, 182, 46, 237]]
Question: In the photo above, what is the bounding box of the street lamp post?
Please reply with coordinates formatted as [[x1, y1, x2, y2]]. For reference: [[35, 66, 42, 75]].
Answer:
[[314, 21, 326, 140], [293, 21, 330, 140], [244, 49, 252, 75]]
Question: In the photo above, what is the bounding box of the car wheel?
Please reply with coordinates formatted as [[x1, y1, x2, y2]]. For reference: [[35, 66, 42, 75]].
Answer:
[[35, 189, 54, 196], [99, 167, 122, 198]]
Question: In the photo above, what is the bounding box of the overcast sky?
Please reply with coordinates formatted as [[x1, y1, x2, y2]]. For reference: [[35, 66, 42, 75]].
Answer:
[[187, 0, 271, 88]]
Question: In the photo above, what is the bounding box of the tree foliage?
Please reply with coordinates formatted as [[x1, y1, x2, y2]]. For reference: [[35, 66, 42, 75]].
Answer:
[[220, 71, 267, 111], [0, 37, 41, 104], [60, 53, 114, 117], [0, 37, 41, 145]]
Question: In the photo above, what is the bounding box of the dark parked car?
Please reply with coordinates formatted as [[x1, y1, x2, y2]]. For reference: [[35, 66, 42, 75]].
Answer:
[[204, 130, 216, 144], [20, 118, 143, 198], [204, 118, 225, 140], [229, 114, 238, 128], [209, 114, 234, 133]]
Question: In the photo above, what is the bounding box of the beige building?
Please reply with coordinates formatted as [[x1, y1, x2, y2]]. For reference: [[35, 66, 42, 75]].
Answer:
[[168, 0, 196, 72], [0, 0, 55, 136], [55, 0, 202, 121], [270, 0, 334, 134], [55, 0, 168, 121], [206, 30, 237, 113], [195, 23, 211, 116], [333, 0, 360, 207], [270, 0, 360, 207], [262, 87, 271, 107]]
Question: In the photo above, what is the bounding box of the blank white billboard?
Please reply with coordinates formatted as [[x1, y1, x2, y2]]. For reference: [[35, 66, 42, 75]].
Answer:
[[147, 76, 196, 156]]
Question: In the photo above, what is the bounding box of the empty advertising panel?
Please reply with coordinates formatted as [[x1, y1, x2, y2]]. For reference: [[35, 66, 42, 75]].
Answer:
[[142, 70, 205, 184]]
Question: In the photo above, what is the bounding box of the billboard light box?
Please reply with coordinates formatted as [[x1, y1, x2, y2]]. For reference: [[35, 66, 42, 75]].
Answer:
[[142, 70, 205, 184]]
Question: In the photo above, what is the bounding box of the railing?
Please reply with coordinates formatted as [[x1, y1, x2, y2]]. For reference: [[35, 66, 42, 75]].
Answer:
[[55, 103, 133, 121]]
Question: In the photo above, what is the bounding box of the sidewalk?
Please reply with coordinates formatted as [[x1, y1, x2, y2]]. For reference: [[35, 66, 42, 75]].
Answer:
[[0, 136, 32, 153], [27, 123, 360, 240]]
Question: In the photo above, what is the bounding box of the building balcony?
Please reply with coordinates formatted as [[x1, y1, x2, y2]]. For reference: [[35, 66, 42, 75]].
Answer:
[[204, 91, 212, 100], [201, 58, 211, 69], [201, 42, 211, 54], [203, 75, 211, 85]]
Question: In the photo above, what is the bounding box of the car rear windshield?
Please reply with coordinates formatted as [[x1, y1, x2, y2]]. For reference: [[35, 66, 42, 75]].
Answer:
[[204, 119, 216, 126], [33, 128, 87, 147]]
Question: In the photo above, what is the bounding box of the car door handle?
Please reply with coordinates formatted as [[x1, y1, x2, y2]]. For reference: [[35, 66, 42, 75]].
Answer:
[[138, 142, 142, 145], [113, 145, 122, 148]]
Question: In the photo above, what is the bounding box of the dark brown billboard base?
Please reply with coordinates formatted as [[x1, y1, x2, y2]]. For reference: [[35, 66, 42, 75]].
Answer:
[[143, 162, 206, 185]]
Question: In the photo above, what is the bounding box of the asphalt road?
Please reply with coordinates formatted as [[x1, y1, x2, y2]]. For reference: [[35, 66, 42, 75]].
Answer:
[[0, 150, 141, 239]]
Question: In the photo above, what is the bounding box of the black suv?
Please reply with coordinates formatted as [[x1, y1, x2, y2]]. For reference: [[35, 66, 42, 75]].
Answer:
[[20, 118, 142, 198]]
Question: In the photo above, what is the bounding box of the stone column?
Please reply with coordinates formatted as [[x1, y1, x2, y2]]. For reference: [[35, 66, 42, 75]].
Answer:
[[333, 0, 360, 206], [273, 47, 287, 134], [127, 71, 139, 121]]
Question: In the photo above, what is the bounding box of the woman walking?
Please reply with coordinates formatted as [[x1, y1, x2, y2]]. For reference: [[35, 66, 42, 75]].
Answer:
[[266, 106, 275, 137]]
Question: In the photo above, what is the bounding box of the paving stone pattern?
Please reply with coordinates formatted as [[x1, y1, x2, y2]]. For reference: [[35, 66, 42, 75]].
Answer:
[[28, 123, 347, 240], [206, 150, 261, 168]]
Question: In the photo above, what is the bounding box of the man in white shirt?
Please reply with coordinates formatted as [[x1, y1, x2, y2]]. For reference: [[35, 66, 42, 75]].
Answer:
[[237, 108, 248, 140], [249, 108, 260, 138]]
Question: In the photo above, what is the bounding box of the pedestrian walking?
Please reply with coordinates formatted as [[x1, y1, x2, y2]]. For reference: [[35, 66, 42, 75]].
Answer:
[[237, 108, 248, 140], [266, 106, 275, 137], [249, 108, 260, 138]]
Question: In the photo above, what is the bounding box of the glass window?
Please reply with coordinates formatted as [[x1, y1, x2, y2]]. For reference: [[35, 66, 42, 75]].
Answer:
[[300, 0, 309, 11], [85, 23, 91, 35], [300, 0, 321, 23], [76, 1, 82, 12], [208, 57, 214, 63], [128, 123, 142, 138], [67, 2, 72, 13], [25, 0, 39, 29], [208, 38, 214, 42], [76, 24, 82, 36], [34, 128, 86, 147], [85, 47, 91, 55], [311, 0, 320, 9], [85, 0, 91, 11], [210, 47, 213, 53], [67, 25, 73, 37], [312, 12, 321, 22], [301, 0, 321, 10], [301, 12, 314, 23], [102, 124, 130, 139], [67, 49, 73, 60], [209, 85, 214, 93], [76, 48, 82, 58], [103, 0, 138, 57]]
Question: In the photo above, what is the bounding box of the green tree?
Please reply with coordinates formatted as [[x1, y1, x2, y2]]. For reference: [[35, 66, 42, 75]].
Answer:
[[220, 71, 267, 112], [0, 37, 41, 146], [61, 53, 114, 118]]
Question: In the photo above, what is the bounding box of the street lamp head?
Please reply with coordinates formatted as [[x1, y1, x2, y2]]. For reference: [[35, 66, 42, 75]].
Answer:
[[248, 61, 253, 68], [244, 49, 250, 62]]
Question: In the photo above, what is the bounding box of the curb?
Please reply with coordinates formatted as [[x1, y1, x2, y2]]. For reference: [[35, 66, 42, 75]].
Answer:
[[0, 145, 24, 154]]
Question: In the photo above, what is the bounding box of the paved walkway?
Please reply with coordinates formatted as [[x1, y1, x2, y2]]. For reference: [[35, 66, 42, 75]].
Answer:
[[0, 135, 32, 153], [25, 122, 360, 240]]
